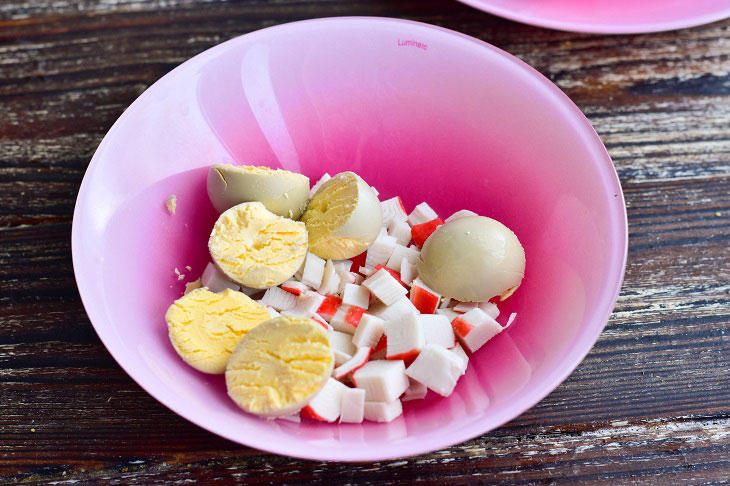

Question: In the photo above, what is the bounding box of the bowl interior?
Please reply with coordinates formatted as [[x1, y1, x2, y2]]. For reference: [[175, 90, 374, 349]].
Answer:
[[459, 0, 730, 33], [72, 18, 626, 461]]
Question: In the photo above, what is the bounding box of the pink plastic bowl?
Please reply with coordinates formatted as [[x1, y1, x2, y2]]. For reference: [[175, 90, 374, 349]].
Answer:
[[457, 0, 730, 34], [72, 17, 627, 461]]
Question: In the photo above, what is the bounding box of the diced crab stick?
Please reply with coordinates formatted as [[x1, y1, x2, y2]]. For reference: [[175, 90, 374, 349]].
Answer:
[[385, 244, 420, 273], [316, 295, 342, 321], [333, 259, 354, 274], [352, 314, 385, 348], [359, 265, 376, 277], [260, 286, 297, 311], [440, 297, 452, 308], [301, 378, 347, 422], [435, 308, 460, 321], [339, 387, 366, 423], [328, 330, 357, 365], [363, 400, 403, 423], [337, 271, 357, 295], [420, 314, 456, 348], [381, 196, 408, 227], [411, 218, 444, 248], [330, 305, 367, 334], [264, 306, 280, 319], [310, 313, 332, 330], [451, 308, 503, 353], [407, 202, 438, 226], [341, 283, 371, 309], [453, 301, 478, 313], [369, 295, 417, 322], [450, 343, 469, 375], [334, 347, 372, 380], [478, 301, 500, 319], [280, 280, 309, 296], [402, 379, 427, 402], [388, 218, 412, 246], [277, 413, 301, 423], [410, 278, 441, 314], [201, 262, 240, 293], [370, 334, 387, 360], [406, 344, 463, 397], [399, 260, 417, 286], [352, 360, 409, 402], [362, 268, 407, 306], [373, 264, 408, 289], [385, 312, 425, 363], [309, 173, 331, 198], [291, 291, 326, 316], [365, 232, 397, 267], [444, 209, 477, 223], [301, 252, 326, 289], [317, 259, 341, 296]]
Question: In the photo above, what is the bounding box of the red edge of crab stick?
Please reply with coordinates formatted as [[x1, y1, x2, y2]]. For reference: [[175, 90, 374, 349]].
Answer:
[[317, 295, 342, 319], [411, 218, 444, 248], [374, 264, 408, 289], [410, 285, 440, 314], [345, 306, 367, 327], [386, 349, 420, 365], [351, 251, 368, 273], [451, 317, 474, 337], [334, 348, 372, 380]]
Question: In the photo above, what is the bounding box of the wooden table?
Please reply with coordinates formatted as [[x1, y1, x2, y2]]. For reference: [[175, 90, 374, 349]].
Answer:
[[2, 1, 729, 483]]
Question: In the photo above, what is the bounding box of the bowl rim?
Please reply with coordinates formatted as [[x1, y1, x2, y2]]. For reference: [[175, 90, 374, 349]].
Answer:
[[71, 16, 629, 461], [456, 0, 730, 34]]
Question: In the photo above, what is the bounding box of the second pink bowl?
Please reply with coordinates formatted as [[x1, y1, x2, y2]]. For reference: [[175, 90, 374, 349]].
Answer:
[[72, 17, 627, 461]]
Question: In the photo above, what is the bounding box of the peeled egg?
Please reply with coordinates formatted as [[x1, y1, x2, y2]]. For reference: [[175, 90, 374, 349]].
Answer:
[[301, 171, 382, 260], [207, 164, 310, 219], [417, 216, 525, 302]]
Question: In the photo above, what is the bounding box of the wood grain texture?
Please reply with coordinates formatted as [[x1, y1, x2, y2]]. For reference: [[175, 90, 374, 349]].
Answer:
[[1, 0, 729, 484]]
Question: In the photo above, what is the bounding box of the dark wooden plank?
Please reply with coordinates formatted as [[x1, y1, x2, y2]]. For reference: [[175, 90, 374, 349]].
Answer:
[[1, 0, 730, 484]]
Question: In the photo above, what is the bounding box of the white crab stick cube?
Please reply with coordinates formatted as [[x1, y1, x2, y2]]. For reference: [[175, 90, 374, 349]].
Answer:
[[478, 301, 500, 320], [280, 280, 309, 296], [420, 314, 455, 348], [334, 346, 371, 380], [316, 295, 342, 322], [264, 306, 280, 319], [451, 308, 503, 353], [317, 259, 340, 296], [301, 378, 347, 422], [444, 209, 477, 223], [358, 265, 375, 277], [453, 301, 478, 313], [330, 305, 367, 334], [370, 295, 418, 322], [301, 252, 326, 289], [450, 343, 469, 376], [388, 219, 412, 246], [352, 313, 385, 348], [399, 260, 417, 286], [328, 330, 357, 365], [436, 308, 460, 321], [362, 268, 407, 305], [385, 244, 420, 273], [402, 379, 427, 402], [310, 173, 331, 197], [201, 262, 240, 292], [339, 387, 366, 423], [341, 283, 370, 309], [260, 286, 297, 311], [363, 400, 403, 423], [352, 360, 409, 402], [385, 312, 425, 362], [291, 291, 326, 316], [333, 259, 353, 274], [407, 202, 438, 226], [381, 196, 408, 227], [410, 278, 441, 314], [406, 344, 463, 397], [365, 232, 397, 267]]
